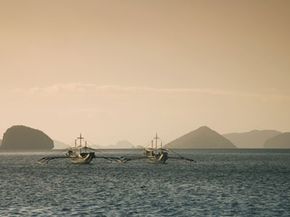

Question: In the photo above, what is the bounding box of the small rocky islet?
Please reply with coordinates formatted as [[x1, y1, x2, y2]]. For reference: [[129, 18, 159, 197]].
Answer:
[[0, 125, 54, 151]]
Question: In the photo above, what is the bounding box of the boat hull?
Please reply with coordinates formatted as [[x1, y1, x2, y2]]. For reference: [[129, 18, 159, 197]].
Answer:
[[147, 152, 168, 164], [70, 152, 95, 164]]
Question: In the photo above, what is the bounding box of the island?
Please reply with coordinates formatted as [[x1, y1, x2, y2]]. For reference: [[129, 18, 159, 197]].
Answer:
[[166, 126, 236, 149], [0, 125, 54, 151], [264, 132, 290, 149], [224, 130, 281, 148]]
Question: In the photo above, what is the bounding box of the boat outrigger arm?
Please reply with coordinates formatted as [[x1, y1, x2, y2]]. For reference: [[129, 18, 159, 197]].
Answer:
[[167, 148, 196, 162], [121, 153, 196, 163], [38, 154, 126, 164], [38, 134, 128, 164], [120, 133, 196, 164]]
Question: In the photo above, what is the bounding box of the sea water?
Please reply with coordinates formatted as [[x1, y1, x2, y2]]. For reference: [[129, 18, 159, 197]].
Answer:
[[0, 150, 290, 217]]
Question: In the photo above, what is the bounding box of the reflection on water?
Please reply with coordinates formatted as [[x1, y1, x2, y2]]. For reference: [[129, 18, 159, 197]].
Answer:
[[0, 150, 290, 216]]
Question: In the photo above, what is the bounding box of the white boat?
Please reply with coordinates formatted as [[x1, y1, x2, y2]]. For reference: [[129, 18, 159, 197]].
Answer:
[[144, 134, 168, 164], [66, 134, 95, 164], [122, 133, 195, 164], [38, 134, 123, 164]]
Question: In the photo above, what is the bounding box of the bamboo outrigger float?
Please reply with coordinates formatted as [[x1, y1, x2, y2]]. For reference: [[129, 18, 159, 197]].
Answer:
[[124, 133, 196, 164], [38, 134, 123, 164]]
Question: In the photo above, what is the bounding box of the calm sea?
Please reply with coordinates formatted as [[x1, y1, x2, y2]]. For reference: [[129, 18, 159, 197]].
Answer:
[[0, 149, 290, 216]]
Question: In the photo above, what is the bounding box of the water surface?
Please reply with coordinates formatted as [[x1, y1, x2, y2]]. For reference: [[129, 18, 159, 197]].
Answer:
[[0, 150, 290, 216]]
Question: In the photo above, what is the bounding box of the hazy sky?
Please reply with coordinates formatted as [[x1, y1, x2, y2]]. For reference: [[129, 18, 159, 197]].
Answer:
[[0, 0, 290, 146]]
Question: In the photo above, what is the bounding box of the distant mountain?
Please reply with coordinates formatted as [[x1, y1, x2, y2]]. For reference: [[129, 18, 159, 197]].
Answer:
[[104, 140, 135, 149], [264, 133, 290, 149], [0, 125, 54, 151], [224, 130, 281, 148], [53, 140, 70, 149], [166, 126, 236, 149]]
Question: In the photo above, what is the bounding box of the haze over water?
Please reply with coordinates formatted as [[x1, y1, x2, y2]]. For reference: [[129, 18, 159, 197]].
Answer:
[[1, 150, 290, 216]]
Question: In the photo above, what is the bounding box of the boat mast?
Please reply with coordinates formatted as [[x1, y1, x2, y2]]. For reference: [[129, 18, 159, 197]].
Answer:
[[77, 133, 84, 154], [77, 133, 84, 147], [154, 133, 158, 149]]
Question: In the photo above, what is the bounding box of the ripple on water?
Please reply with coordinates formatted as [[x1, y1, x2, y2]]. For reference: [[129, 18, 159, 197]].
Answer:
[[0, 150, 290, 216]]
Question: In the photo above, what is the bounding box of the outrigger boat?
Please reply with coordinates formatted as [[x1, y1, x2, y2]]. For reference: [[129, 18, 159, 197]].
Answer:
[[143, 133, 168, 163], [65, 134, 95, 164], [38, 134, 123, 164], [123, 133, 195, 164]]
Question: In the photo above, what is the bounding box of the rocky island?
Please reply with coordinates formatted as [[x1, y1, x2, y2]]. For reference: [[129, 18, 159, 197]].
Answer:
[[0, 125, 54, 151], [166, 126, 236, 149], [224, 130, 281, 148], [264, 132, 290, 149]]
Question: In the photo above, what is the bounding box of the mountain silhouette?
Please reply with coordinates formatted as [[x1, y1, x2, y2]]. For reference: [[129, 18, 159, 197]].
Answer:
[[53, 140, 70, 149], [0, 125, 54, 151], [224, 130, 281, 148], [264, 132, 290, 149], [166, 126, 236, 149], [101, 140, 135, 149]]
